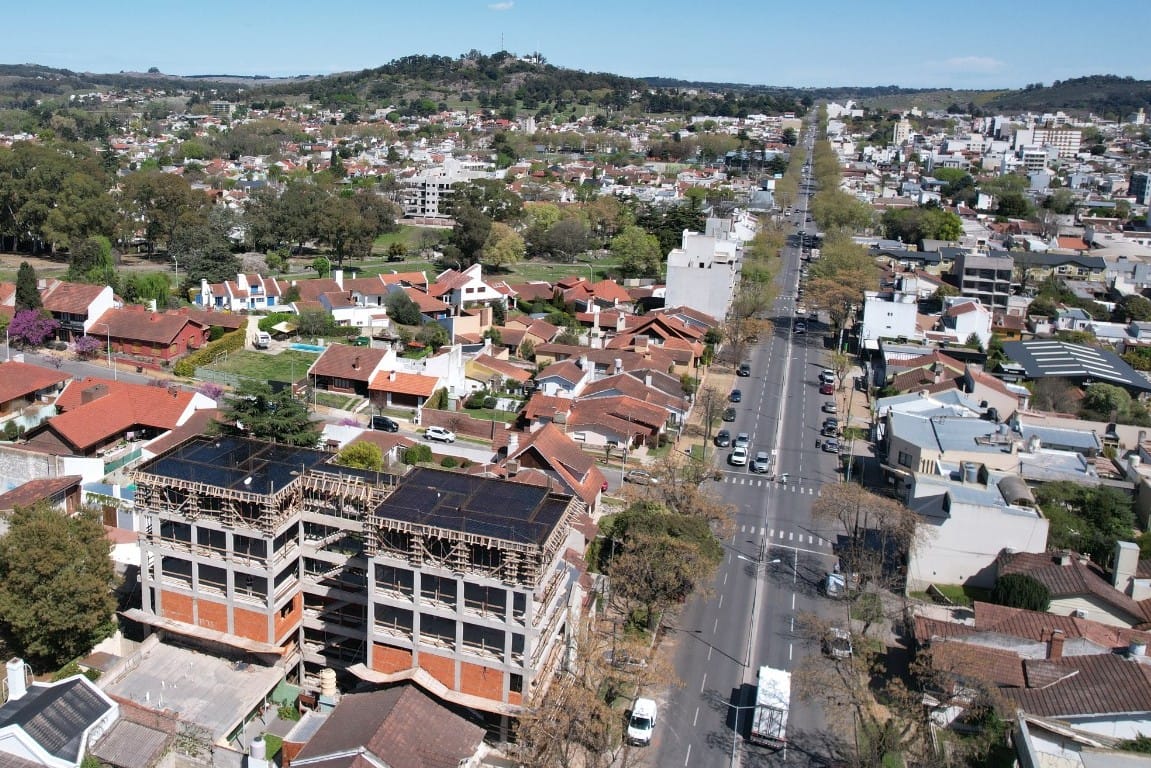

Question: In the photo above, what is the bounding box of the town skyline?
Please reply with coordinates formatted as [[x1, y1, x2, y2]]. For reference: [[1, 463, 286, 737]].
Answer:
[[10, 0, 1151, 90]]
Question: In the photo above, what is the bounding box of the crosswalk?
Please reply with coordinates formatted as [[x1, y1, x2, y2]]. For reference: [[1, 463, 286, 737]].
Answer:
[[719, 475, 820, 495], [739, 524, 834, 550]]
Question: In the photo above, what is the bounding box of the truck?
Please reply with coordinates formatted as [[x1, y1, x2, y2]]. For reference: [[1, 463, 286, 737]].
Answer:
[[749, 665, 790, 749]]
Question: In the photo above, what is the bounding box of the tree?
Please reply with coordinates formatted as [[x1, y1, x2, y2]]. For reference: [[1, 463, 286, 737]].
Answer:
[[66, 235, 117, 288], [1116, 294, 1151, 323], [170, 208, 239, 288], [385, 290, 422, 326], [74, 334, 104, 359], [336, 441, 383, 471], [478, 222, 525, 269], [7, 309, 58, 347], [311, 256, 331, 278], [218, 380, 320, 446], [417, 322, 449, 352], [611, 225, 663, 278], [450, 205, 492, 266], [119, 170, 209, 253], [0, 503, 116, 668], [319, 192, 398, 267], [539, 218, 591, 262], [1035, 482, 1135, 564], [14, 262, 40, 311], [989, 573, 1050, 611], [1081, 382, 1132, 420], [996, 192, 1033, 219]]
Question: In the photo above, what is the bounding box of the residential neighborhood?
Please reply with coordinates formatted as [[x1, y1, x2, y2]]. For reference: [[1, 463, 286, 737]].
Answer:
[[3, 46, 1151, 768]]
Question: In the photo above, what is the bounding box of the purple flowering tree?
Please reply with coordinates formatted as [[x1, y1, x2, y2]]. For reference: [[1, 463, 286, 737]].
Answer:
[[197, 382, 225, 401], [8, 310, 59, 348], [74, 334, 104, 359]]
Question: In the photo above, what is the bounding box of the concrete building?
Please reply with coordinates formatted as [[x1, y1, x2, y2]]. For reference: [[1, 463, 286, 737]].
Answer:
[[953, 251, 1015, 311], [860, 288, 920, 347], [128, 436, 586, 723], [400, 158, 493, 221], [664, 225, 742, 322]]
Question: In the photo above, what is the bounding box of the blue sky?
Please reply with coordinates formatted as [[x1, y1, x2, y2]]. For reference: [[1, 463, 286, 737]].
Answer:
[[8, 0, 1150, 89]]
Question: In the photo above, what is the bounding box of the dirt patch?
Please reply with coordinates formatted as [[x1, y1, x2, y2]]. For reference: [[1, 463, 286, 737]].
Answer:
[[0, 251, 176, 280]]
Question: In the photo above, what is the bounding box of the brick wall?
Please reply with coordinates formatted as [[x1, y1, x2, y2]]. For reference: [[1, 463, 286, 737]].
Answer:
[[161, 590, 193, 624], [371, 644, 412, 674], [198, 598, 228, 633], [420, 651, 455, 690], [234, 605, 270, 643], [420, 409, 510, 442], [459, 659, 503, 700], [274, 593, 302, 641]]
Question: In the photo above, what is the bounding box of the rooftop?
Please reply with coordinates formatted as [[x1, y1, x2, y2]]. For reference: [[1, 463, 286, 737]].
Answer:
[[1002, 340, 1151, 392]]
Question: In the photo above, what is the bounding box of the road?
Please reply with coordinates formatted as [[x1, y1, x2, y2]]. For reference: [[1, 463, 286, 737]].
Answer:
[[646, 130, 853, 767]]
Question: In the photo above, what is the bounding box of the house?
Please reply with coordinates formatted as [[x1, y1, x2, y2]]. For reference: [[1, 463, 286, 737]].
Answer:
[[568, 395, 668, 449], [860, 288, 920, 347], [1014, 251, 1107, 284], [939, 297, 993, 350], [196, 273, 282, 312], [500, 423, 607, 510], [995, 548, 1151, 629], [0, 475, 83, 515], [90, 306, 210, 364], [0, 659, 119, 768], [0, 360, 70, 430], [285, 686, 485, 768], [905, 461, 1049, 590], [466, 353, 533, 392], [399, 286, 452, 320], [580, 370, 690, 426], [952, 251, 1015, 312], [368, 369, 442, 410], [428, 264, 508, 312], [535, 359, 592, 398], [37, 281, 116, 343], [307, 344, 392, 397], [22, 379, 216, 458]]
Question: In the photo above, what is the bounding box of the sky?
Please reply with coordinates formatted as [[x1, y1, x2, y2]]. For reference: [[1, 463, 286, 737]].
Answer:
[[8, 0, 1151, 90]]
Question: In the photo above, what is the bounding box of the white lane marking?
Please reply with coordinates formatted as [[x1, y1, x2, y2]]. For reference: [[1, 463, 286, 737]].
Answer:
[[792, 593, 796, 610], [700, 674, 707, 693], [713, 617, 718, 634], [719, 594, 724, 609], [693, 707, 700, 727], [685, 744, 692, 766]]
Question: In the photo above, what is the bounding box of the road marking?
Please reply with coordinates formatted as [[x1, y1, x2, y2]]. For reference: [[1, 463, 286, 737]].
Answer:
[[700, 674, 707, 693], [789, 643, 793, 662], [723, 571, 728, 585], [693, 707, 699, 727], [685, 744, 691, 766], [713, 617, 718, 634], [718, 594, 724, 609], [792, 593, 796, 610]]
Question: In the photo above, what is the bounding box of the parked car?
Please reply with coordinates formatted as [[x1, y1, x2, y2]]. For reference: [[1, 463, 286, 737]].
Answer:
[[819, 369, 835, 384], [751, 451, 771, 474], [424, 426, 456, 443], [819, 382, 835, 395], [824, 627, 853, 659], [822, 401, 837, 414], [729, 389, 743, 403], [822, 438, 840, 453], [722, 407, 737, 422], [821, 424, 837, 437], [627, 698, 658, 746], [624, 469, 658, 486], [823, 417, 839, 431], [735, 432, 751, 449], [794, 321, 806, 334], [715, 429, 732, 448], [371, 415, 400, 432], [737, 362, 751, 377], [729, 446, 749, 466]]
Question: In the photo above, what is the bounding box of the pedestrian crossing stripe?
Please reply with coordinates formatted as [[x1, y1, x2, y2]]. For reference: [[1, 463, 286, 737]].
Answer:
[[718, 475, 821, 495], [736, 525, 831, 548]]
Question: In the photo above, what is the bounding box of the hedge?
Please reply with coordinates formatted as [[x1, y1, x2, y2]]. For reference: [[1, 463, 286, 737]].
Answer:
[[174, 329, 245, 377]]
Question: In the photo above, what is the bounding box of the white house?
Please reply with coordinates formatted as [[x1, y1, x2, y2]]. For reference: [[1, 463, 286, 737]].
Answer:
[[860, 289, 920, 348], [664, 226, 742, 322]]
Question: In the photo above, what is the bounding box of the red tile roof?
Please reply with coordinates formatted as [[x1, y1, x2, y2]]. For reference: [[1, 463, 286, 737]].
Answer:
[[94, 308, 206, 345], [309, 344, 389, 381], [403, 287, 451, 315], [536, 360, 587, 386], [46, 379, 199, 452], [507, 423, 605, 509], [471, 354, 532, 384], [40, 281, 107, 315], [0, 361, 70, 405], [0, 475, 81, 512], [998, 550, 1151, 626], [368, 371, 439, 397], [523, 393, 573, 421]]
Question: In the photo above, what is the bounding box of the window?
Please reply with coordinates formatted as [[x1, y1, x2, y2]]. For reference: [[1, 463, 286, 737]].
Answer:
[[898, 451, 913, 468]]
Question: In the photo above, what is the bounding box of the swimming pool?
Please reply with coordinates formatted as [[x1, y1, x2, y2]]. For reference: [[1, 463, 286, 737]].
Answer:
[[289, 343, 326, 353]]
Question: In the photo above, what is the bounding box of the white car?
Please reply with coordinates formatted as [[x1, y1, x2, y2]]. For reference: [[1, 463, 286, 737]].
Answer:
[[729, 446, 749, 466], [424, 426, 456, 443], [819, 369, 835, 385], [628, 698, 657, 746]]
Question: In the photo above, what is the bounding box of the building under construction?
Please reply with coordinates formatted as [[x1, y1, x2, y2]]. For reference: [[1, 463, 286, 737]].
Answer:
[[129, 435, 587, 718]]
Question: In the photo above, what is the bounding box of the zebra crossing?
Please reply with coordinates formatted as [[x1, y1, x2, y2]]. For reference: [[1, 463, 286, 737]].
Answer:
[[719, 475, 820, 495], [739, 524, 834, 550]]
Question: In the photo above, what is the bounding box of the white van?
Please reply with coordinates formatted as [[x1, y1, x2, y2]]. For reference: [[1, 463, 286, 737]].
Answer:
[[627, 698, 657, 746]]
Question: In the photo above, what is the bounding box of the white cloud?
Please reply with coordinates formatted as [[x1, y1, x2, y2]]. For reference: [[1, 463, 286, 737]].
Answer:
[[938, 56, 1004, 74], [488, 1, 514, 10]]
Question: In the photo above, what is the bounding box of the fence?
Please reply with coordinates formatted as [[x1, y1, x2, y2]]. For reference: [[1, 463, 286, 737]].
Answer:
[[420, 408, 511, 444]]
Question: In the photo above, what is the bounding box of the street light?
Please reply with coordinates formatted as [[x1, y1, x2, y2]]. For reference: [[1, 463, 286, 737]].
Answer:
[[91, 322, 116, 381]]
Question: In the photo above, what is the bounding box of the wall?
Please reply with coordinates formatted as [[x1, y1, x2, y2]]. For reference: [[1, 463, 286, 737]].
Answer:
[[420, 409, 508, 443], [0, 445, 64, 493]]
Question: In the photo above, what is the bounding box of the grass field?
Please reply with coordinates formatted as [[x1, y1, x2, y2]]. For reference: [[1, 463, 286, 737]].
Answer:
[[205, 350, 319, 382]]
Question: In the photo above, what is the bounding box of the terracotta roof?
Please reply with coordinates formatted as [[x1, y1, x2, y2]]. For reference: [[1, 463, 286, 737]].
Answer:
[[471, 354, 532, 383], [974, 601, 1151, 651], [40, 281, 106, 315], [652, 305, 720, 328], [379, 271, 428, 288], [0, 475, 81, 512], [171, 307, 246, 330], [571, 394, 667, 429], [44, 379, 198, 452], [0, 361, 71, 405], [308, 344, 389, 381], [580, 372, 689, 414], [1004, 654, 1151, 717], [343, 275, 388, 294], [588, 279, 632, 304], [295, 277, 342, 302], [368, 371, 439, 397], [524, 318, 560, 342], [428, 268, 470, 298], [507, 281, 554, 302], [293, 686, 485, 768], [94, 308, 206, 345], [926, 640, 1027, 688], [403, 287, 451, 314], [507, 423, 604, 509], [997, 550, 1151, 626], [523, 393, 573, 421]]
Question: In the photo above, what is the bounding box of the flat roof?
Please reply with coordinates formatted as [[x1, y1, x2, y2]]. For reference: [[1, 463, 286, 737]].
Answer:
[[135, 435, 380, 494], [373, 467, 571, 546], [99, 642, 282, 743]]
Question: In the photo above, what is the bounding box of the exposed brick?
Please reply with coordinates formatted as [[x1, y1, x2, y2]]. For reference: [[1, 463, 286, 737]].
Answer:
[[459, 660, 503, 700], [371, 644, 412, 674], [419, 651, 455, 690], [197, 598, 227, 633], [234, 605, 270, 643], [274, 593, 302, 641], [161, 590, 193, 624]]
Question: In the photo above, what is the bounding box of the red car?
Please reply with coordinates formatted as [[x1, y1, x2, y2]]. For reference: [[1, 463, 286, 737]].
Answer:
[[819, 382, 835, 395], [601, 480, 609, 493]]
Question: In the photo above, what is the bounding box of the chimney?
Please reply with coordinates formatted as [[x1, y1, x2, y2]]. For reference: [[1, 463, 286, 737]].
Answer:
[[1047, 629, 1065, 660], [81, 383, 109, 404], [333, 269, 344, 289], [5, 659, 27, 701], [614, 358, 623, 374], [388, 370, 396, 382], [1057, 551, 1073, 566], [579, 354, 589, 370], [1114, 541, 1141, 593], [506, 459, 520, 477], [352, 356, 360, 371], [644, 372, 652, 388]]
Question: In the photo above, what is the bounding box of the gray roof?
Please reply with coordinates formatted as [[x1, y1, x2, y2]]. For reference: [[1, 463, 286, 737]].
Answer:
[[889, 412, 1014, 455], [1016, 422, 1103, 453], [1014, 251, 1106, 270], [1001, 340, 1151, 392], [0, 678, 113, 764]]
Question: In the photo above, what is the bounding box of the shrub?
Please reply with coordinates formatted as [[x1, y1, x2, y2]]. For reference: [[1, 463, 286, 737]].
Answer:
[[173, 330, 245, 377], [990, 573, 1050, 612], [3, 421, 19, 442], [440, 456, 459, 468], [402, 444, 433, 465], [482, 396, 498, 409]]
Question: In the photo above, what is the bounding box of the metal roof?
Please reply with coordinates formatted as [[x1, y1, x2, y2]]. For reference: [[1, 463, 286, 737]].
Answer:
[[1001, 340, 1151, 392]]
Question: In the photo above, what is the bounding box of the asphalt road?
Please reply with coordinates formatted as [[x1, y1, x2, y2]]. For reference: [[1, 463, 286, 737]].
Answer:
[[643, 133, 854, 768]]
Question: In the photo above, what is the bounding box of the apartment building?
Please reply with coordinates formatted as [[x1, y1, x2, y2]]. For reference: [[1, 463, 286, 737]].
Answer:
[[952, 251, 1015, 311], [400, 158, 492, 221], [129, 436, 583, 723], [664, 224, 742, 321]]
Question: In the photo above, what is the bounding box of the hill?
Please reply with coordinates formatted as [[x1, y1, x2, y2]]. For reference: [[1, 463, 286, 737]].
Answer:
[[981, 75, 1151, 118]]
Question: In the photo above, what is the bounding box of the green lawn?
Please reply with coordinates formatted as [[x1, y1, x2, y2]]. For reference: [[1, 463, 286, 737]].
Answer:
[[314, 391, 363, 411], [459, 407, 519, 423], [204, 350, 319, 383]]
